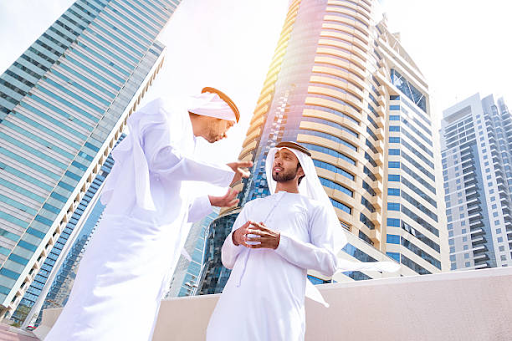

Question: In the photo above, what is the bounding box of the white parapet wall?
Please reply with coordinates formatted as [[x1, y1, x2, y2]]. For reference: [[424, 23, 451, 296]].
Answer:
[[37, 267, 512, 340]]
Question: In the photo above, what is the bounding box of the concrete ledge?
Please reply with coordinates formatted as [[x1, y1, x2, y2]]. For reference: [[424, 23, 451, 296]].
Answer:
[[39, 267, 512, 340]]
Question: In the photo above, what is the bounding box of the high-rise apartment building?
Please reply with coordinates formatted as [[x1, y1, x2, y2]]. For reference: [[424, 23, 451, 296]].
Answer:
[[197, 0, 447, 294], [441, 93, 512, 270], [0, 0, 180, 318], [13, 143, 119, 326]]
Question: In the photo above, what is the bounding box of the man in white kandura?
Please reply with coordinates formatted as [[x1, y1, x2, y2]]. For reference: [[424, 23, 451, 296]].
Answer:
[[206, 141, 399, 341], [46, 87, 252, 341], [206, 141, 341, 341]]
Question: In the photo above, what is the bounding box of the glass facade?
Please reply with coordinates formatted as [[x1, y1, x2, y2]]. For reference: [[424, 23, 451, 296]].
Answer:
[[197, 0, 446, 295], [196, 210, 239, 295], [441, 94, 512, 270], [11, 136, 122, 325], [0, 0, 180, 318], [165, 209, 220, 298]]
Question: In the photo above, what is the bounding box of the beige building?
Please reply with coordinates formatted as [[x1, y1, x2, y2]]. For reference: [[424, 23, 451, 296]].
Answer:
[[199, 0, 448, 292]]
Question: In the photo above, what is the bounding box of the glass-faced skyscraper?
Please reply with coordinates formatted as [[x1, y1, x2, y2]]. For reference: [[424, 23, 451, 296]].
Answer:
[[441, 94, 512, 270], [0, 0, 180, 318], [166, 209, 220, 298], [197, 0, 448, 293]]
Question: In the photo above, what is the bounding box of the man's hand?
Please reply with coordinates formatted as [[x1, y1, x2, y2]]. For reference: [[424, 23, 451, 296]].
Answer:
[[246, 222, 280, 250], [232, 221, 252, 247], [209, 188, 239, 208], [227, 161, 253, 185]]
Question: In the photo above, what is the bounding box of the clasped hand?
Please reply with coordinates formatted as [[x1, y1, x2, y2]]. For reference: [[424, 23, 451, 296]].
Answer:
[[232, 221, 280, 250]]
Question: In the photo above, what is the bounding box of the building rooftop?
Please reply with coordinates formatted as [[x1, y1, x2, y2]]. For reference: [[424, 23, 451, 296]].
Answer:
[[35, 267, 511, 340]]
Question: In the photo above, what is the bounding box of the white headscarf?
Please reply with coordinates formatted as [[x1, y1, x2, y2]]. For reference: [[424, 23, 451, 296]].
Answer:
[[187, 92, 237, 122]]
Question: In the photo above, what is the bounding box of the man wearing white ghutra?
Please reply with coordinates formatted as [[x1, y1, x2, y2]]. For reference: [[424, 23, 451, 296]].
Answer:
[[207, 141, 399, 341]]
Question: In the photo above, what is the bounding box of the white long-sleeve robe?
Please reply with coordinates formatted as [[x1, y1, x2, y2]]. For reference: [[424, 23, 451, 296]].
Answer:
[[206, 191, 338, 341], [45, 98, 234, 341]]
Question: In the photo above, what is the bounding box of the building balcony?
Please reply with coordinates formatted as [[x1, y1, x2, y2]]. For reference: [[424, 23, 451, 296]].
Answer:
[[466, 191, 478, 201], [369, 195, 382, 210], [461, 160, 472, 169], [467, 211, 482, 221], [374, 138, 384, 152], [473, 252, 490, 261], [473, 245, 488, 255], [470, 228, 484, 236], [471, 245, 486, 253], [34, 268, 512, 341], [471, 236, 486, 246], [474, 262, 491, 270], [502, 212, 511, 222], [461, 162, 475, 172], [464, 182, 477, 192], [464, 177, 477, 186], [467, 208, 482, 217], [465, 196, 479, 206], [505, 221, 512, 232], [469, 219, 484, 228]]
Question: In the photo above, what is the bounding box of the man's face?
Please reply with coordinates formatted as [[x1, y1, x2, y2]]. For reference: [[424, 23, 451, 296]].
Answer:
[[204, 118, 235, 143], [272, 148, 303, 183]]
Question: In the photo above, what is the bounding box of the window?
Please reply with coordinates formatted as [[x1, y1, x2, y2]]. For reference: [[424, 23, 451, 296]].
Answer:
[[387, 218, 400, 227], [386, 252, 400, 262], [388, 203, 400, 211], [388, 161, 400, 168], [387, 234, 400, 244], [388, 188, 400, 196], [388, 174, 400, 181], [389, 137, 400, 143], [389, 149, 400, 155]]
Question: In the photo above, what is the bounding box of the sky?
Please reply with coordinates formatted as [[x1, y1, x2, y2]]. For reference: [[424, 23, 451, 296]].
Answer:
[[0, 0, 511, 160]]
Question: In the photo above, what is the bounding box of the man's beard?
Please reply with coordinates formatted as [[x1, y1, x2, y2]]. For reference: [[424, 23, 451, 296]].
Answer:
[[272, 168, 298, 182]]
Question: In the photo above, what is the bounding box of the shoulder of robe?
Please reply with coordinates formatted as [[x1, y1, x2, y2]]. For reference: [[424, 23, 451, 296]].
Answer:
[[305, 197, 329, 218], [300, 195, 323, 209], [242, 197, 264, 210], [128, 98, 175, 130]]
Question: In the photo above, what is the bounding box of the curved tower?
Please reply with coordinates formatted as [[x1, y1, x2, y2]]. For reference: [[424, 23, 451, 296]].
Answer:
[[198, 0, 447, 293]]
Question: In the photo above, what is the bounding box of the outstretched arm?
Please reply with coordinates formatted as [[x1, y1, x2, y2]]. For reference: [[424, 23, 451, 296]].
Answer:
[[188, 188, 240, 223], [144, 125, 252, 186]]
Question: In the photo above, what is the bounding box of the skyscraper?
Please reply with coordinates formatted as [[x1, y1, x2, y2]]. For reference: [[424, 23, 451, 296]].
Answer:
[[13, 139, 121, 326], [0, 0, 180, 318], [441, 93, 512, 270], [197, 0, 447, 294], [166, 209, 220, 298]]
